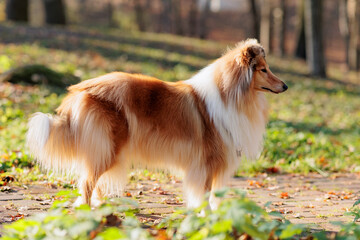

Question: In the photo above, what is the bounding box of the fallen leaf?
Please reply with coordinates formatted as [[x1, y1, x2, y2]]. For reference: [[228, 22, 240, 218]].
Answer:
[[162, 198, 181, 205], [105, 214, 121, 227], [123, 192, 132, 197], [280, 192, 290, 199], [2, 175, 15, 183], [285, 150, 294, 155], [0, 186, 14, 192], [271, 209, 293, 214], [239, 233, 252, 240], [247, 180, 264, 188], [273, 202, 285, 206], [154, 229, 168, 240], [10, 213, 24, 221], [304, 203, 315, 208], [152, 187, 162, 191], [265, 167, 280, 174]]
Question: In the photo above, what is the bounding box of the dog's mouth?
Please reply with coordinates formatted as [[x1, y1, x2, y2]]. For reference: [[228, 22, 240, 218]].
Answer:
[[261, 87, 278, 94]]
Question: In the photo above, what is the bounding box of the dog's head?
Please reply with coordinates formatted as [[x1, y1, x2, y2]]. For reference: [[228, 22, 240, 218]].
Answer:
[[218, 39, 287, 102], [233, 39, 288, 94]]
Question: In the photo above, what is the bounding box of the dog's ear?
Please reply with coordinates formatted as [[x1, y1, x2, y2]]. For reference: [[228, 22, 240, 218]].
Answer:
[[235, 45, 263, 68]]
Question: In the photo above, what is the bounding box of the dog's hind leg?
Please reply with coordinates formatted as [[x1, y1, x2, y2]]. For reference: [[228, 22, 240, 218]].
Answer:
[[91, 160, 129, 206], [74, 169, 104, 207], [91, 186, 104, 207], [71, 94, 129, 207], [73, 155, 114, 207]]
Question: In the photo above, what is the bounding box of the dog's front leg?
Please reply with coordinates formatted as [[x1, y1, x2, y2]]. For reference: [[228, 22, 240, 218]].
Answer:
[[183, 167, 208, 209]]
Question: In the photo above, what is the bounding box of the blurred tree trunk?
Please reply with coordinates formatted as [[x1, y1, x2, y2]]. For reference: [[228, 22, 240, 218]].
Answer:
[[304, 0, 326, 77], [199, 0, 211, 39], [107, 0, 117, 27], [260, 0, 272, 52], [160, 0, 172, 33], [188, 0, 198, 36], [79, 0, 87, 23], [146, 0, 158, 32], [339, 0, 350, 66], [248, 0, 260, 39], [295, 0, 306, 59], [172, 0, 183, 35], [348, 0, 360, 70], [6, 0, 29, 22], [30, 0, 45, 26], [134, 0, 146, 31], [43, 0, 66, 25], [279, 0, 287, 56], [273, 0, 286, 56]]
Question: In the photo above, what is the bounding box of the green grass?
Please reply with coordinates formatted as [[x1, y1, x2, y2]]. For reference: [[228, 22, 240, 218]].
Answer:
[[0, 23, 359, 178], [249, 55, 360, 174]]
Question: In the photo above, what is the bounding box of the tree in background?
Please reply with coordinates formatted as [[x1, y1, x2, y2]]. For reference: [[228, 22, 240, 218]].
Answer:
[[248, 0, 260, 40], [339, 0, 350, 67], [107, 0, 117, 27], [279, 0, 287, 56], [347, 0, 360, 71], [260, 0, 272, 52], [6, 0, 29, 22], [199, 0, 211, 39], [172, 0, 184, 35], [160, 0, 172, 33], [188, 0, 198, 37], [43, 0, 66, 25], [304, 0, 326, 77], [134, 0, 146, 31], [78, 0, 87, 23], [295, 0, 306, 60], [273, 0, 286, 56], [338, 0, 360, 71]]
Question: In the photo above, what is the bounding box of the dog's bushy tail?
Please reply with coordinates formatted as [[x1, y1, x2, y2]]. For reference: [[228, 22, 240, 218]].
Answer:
[[27, 112, 76, 173], [27, 91, 116, 178]]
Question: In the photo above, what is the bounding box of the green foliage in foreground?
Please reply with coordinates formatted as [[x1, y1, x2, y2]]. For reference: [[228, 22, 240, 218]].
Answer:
[[158, 189, 308, 240], [2, 189, 360, 240]]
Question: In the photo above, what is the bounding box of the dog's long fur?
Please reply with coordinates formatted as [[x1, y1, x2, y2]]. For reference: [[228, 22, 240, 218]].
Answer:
[[27, 39, 287, 209]]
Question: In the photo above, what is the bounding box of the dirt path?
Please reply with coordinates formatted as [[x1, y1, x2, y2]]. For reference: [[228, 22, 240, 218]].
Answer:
[[1, 173, 359, 232]]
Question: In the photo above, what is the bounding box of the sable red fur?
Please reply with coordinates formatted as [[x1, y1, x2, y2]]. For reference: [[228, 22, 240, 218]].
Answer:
[[27, 39, 287, 209]]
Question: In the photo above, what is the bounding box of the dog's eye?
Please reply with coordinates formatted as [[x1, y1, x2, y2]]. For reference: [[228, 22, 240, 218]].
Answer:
[[261, 69, 267, 73]]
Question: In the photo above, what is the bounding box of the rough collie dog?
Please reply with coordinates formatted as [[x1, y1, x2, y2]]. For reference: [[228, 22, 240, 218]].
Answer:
[[27, 39, 287, 209]]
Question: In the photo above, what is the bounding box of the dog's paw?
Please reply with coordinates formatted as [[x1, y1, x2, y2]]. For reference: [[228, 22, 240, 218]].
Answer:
[[73, 196, 86, 207], [91, 197, 104, 207], [209, 195, 221, 211]]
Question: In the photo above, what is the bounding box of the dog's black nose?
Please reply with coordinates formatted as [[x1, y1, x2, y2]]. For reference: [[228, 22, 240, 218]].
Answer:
[[283, 84, 288, 91]]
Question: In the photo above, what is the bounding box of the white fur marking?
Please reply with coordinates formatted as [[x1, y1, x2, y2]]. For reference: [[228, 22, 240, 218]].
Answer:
[[185, 62, 267, 162], [26, 113, 52, 160]]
